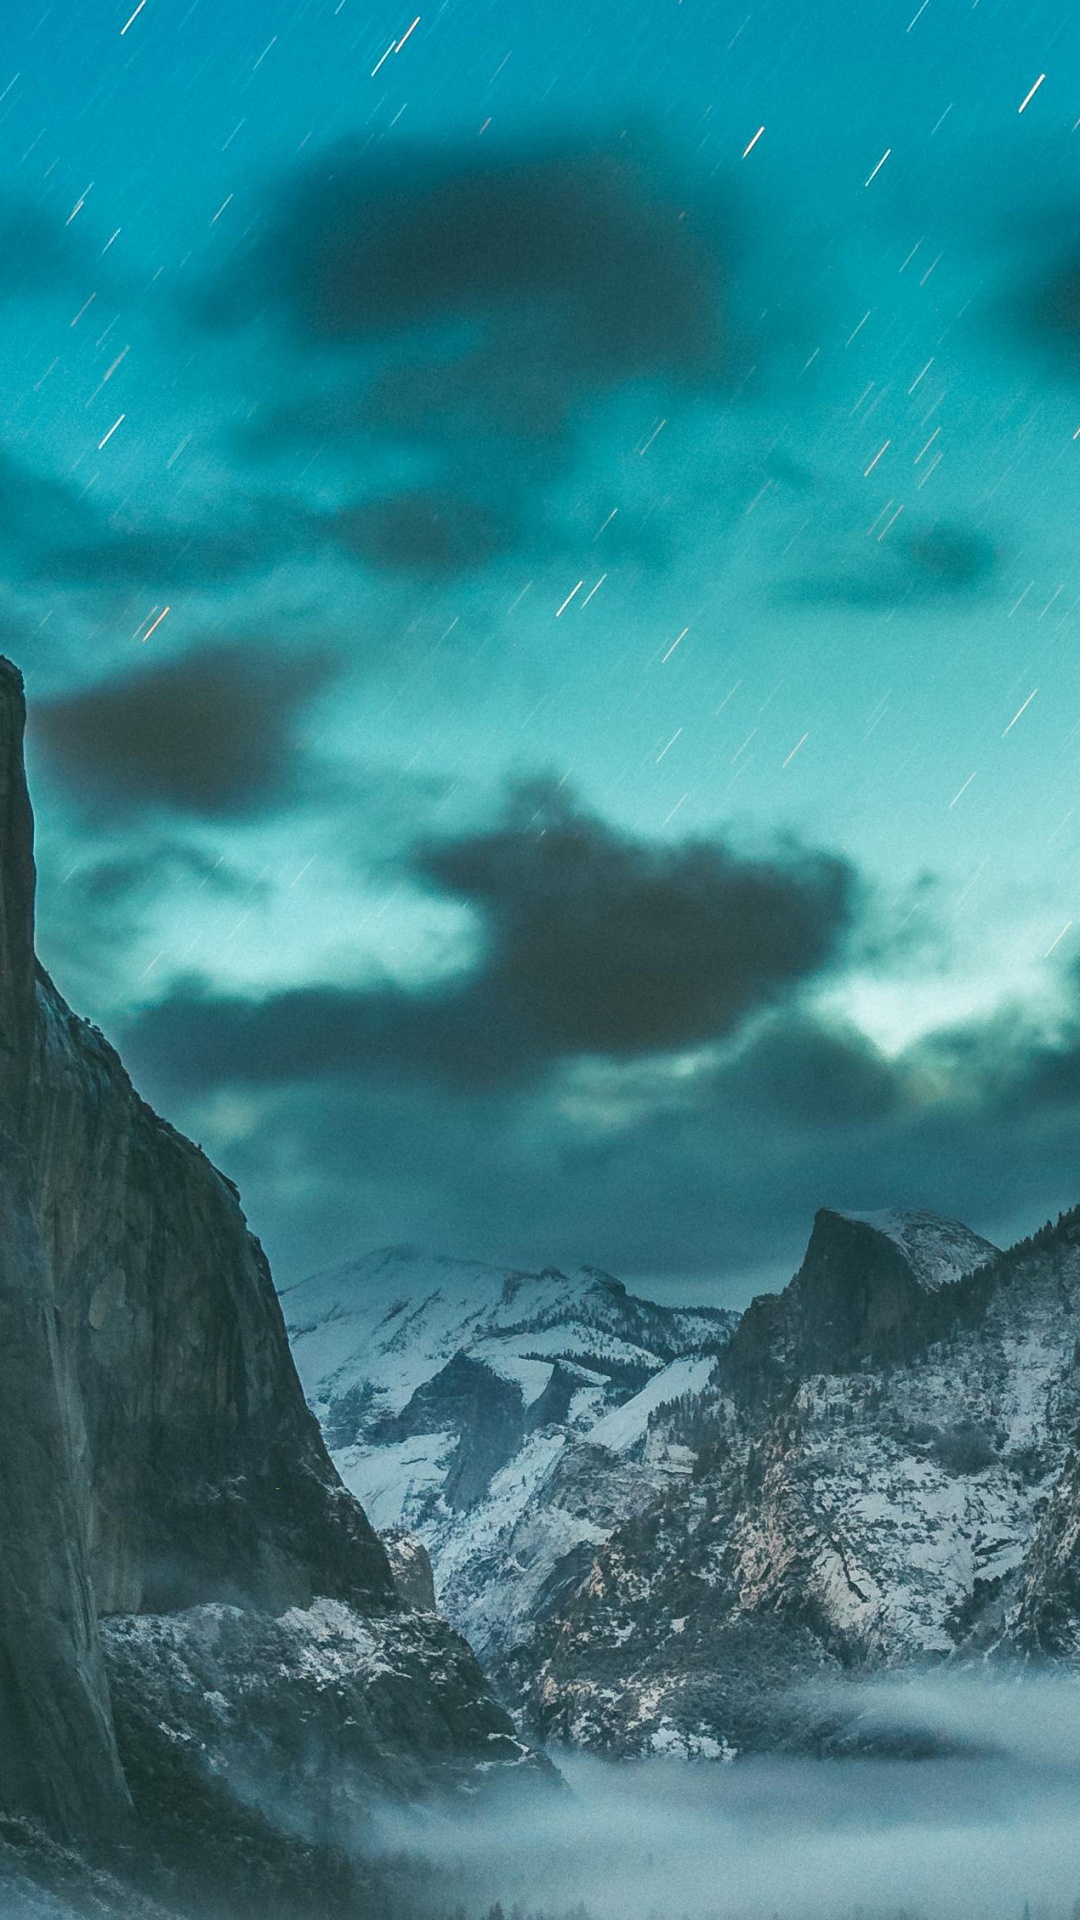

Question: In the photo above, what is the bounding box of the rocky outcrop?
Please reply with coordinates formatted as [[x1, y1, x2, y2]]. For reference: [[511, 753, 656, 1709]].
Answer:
[[0, 655, 545, 1873], [381, 1529, 438, 1611], [382, 1351, 530, 1513], [0, 1814, 178, 1919], [722, 1208, 997, 1403], [101, 1600, 542, 1834]]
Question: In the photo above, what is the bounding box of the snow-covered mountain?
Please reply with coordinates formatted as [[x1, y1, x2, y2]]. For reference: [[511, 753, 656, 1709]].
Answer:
[[498, 1205, 1080, 1758], [285, 1204, 1080, 1766], [281, 1249, 737, 1654], [720, 1205, 1000, 1403]]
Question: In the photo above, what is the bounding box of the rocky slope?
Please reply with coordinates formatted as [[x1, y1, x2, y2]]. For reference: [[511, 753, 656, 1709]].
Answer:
[[0, 656, 546, 1903], [292, 1201, 1080, 1764], [0, 1817, 177, 1920], [495, 1206, 1080, 1757], [283, 1249, 736, 1656]]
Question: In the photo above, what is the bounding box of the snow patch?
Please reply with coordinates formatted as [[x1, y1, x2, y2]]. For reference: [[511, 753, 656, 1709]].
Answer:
[[589, 1356, 717, 1455]]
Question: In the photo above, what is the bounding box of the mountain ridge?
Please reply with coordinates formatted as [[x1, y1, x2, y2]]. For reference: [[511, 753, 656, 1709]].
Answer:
[[496, 1199, 1080, 1756], [284, 1247, 738, 1657], [288, 1199, 1080, 1763]]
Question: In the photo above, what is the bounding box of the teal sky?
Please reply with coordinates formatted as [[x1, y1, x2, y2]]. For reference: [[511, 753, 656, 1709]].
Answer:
[[7, 0, 1080, 1300]]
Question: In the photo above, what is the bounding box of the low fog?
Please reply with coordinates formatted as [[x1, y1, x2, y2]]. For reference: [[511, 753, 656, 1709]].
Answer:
[[9, 1671, 1080, 1920], [366, 1672, 1080, 1920]]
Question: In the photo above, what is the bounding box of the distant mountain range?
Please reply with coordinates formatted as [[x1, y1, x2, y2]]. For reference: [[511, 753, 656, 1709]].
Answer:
[[287, 1202, 1080, 1759], [283, 1249, 736, 1656]]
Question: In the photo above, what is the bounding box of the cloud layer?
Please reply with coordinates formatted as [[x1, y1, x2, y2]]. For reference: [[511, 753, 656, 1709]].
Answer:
[[31, 640, 341, 817], [102, 774, 1080, 1285], [206, 132, 741, 574], [119, 780, 856, 1088]]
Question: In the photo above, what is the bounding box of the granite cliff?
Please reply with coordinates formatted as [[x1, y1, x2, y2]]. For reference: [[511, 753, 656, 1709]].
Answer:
[[0, 657, 544, 1909]]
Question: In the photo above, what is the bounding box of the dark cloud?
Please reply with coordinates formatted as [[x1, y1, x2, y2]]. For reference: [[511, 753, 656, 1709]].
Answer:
[[912, 986, 1080, 1120], [109, 818, 1080, 1289], [1020, 234, 1080, 366], [32, 837, 258, 1027], [38, 839, 248, 972], [75, 843, 245, 906], [37, 516, 302, 591], [717, 1014, 904, 1126], [413, 783, 854, 1057], [991, 208, 1080, 375], [788, 520, 997, 610], [119, 780, 857, 1092], [1, 446, 506, 589], [226, 133, 725, 372], [30, 640, 342, 817], [330, 490, 516, 576], [904, 525, 996, 592], [117, 980, 512, 1093], [117, 991, 1080, 1293], [203, 132, 742, 575]]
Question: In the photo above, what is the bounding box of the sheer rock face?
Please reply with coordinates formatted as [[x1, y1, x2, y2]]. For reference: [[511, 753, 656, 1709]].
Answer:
[[0, 1150, 132, 1839], [0, 662, 130, 1838], [1012, 1438, 1080, 1656], [722, 1207, 998, 1401], [0, 660, 35, 1110], [27, 973, 393, 1620], [380, 1529, 438, 1612], [0, 657, 536, 1852]]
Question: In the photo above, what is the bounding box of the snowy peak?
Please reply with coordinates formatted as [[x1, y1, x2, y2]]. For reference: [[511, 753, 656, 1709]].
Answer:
[[282, 1246, 738, 1657], [282, 1246, 734, 1437], [723, 1205, 998, 1404], [827, 1209, 998, 1292]]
